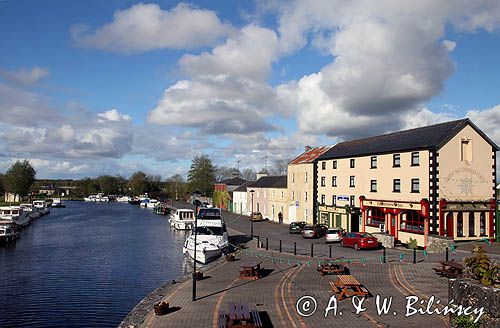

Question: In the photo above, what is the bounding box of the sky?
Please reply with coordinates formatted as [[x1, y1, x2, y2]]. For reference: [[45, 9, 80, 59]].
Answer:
[[1, 0, 500, 180]]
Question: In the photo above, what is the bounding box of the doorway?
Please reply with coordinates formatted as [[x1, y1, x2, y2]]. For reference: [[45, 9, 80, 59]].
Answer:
[[446, 212, 454, 238]]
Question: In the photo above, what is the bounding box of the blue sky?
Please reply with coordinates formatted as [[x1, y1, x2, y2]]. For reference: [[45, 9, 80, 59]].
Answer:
[[1, 0, 500, 179]]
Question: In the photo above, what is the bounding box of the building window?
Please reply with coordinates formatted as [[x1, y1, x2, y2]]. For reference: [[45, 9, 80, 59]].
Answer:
[[292, 173, 294, 183], [291, 191, 295, 200], [371, 156, 377, 169], [349, 196, 355, 207], [304, 192, 308, 202], [281, 191, 284, 199], [366, 208, 384, 227], [400, 211, 424, 234], [350, 159, 355, 168], [480, 212, 486, 236], [322, 161, 326, 170], [304, 209, 308, 220], [461, 139, 472, 162], [411, 179, 420, 193], [263, 191, 266, 198], [332, 176, 337, 187], [349, 176, 355, 187], [411, 152, 419, 166], [272, 190, 275, 198], [468, 212, 475, 237], [321, 176, 326, 187], [370, 180, 377, 192], [321, 194, 325, 205], [393, 179, 401, 192], [333, 160, 337, 169], [332, 195, 336, 206], [457, 213, 464, 237], [304, 172, 308, 183], [393, 154, 401, 167]]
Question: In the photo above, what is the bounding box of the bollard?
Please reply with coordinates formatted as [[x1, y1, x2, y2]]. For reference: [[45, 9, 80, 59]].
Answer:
[[311, 243, 314, 257], [257, 235, 260, 248], [413, 248, 416, 264], [446, 247, 449, 262], [294, 242, 297, 255], [329, 245, 332, 258], [279, 240, 282, 253], [383, 247, 386, 263], [266, 237, 269, 251]]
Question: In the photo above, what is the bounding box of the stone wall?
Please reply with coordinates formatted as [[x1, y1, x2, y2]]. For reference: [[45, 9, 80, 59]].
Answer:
[[372, 233, 395, 248], [426, 235, 454, 253], [449, 279, 500, 328]]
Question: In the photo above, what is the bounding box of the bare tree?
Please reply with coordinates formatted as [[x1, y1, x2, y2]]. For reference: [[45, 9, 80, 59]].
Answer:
[[269, 159, 288, 176], [215, 166, 240, 182], [241, 168, 257, 181]]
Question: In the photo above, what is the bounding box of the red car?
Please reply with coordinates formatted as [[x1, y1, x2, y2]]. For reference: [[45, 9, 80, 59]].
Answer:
[[340, 232, 378, 250]]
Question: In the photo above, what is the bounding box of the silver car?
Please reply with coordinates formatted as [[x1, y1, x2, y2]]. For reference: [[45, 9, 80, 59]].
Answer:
[[325, 228, 345, 243]]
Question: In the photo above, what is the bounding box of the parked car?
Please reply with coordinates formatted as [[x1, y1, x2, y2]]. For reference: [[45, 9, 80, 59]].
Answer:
[[340, 232, 378, 250], [193, 199, 202, 206], [314, 224, 329, 237], [301, 225, 320, 238], [251, 212, 265, 222], [289, 221, 307, 234], [202, 202, 213, 208], [325, 227, 345, 243]]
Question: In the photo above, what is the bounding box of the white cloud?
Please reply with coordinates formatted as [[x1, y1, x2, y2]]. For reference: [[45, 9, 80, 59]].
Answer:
[[97, 108, 131, 122], [0, 67, 49, 85], [72, 3, 234, 54], [467, 105, 500, 146]]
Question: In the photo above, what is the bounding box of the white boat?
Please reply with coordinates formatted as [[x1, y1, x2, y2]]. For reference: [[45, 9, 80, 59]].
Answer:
[[0, 206, 30, 227], [116, 195, 132, 202], [51, 198, 65, 208], [182, 210, 229, 264], [84, 193, 109, 202], [169, 209, 195, 230], [33, 200, 50, 215], [0, 223, 19, 243], [21, 203, 41, 220], [140, 198, 159, 209]]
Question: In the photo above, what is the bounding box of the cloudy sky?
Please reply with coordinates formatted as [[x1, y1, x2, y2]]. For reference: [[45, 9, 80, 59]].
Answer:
[[1, 0, 500, 179]]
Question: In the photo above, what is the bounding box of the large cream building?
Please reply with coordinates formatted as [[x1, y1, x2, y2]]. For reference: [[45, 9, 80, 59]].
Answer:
[[316, 119, 498, 247]]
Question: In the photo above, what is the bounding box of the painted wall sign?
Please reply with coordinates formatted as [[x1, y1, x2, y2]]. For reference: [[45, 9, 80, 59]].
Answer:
[[337, 196, 349, 201]]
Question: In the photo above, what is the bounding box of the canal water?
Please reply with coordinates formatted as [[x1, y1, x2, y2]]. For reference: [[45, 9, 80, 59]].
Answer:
[[0, 201, 190, 327]]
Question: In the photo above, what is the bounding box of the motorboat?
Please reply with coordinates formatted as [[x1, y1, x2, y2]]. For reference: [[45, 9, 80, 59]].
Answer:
[[0, 223, 19, 243], [116, 195, 132, 202], [0, 206, 30, 227], [33, 200, 50, 215], [83, 193, 109, 202], [51, 198, 66, 208], [182, 209, 229, 264], [21, 203, 40, 220], [169, 209, 195, 230], [140, 198, 159, 209]]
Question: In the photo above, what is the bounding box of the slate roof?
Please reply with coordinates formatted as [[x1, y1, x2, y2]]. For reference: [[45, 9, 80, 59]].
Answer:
[[289, 145, 334, 165], [318, 118, 499, 160], [218, 177, 247, 186], [234, 181, 252, 192], [248, 175, 287, 189]]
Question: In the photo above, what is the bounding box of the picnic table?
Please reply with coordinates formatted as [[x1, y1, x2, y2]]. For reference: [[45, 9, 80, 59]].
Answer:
[[433, 261, 464, 278], [239, 262, 262, 280], [218, 303, 263, 328], [317, 263, 345, 276], [329, 275, 369, 301]]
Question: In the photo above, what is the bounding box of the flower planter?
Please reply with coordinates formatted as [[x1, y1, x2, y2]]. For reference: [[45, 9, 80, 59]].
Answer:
[[226, 254, 236, 262], [194, 271, 203, 280], [154, 301, 170, 315]]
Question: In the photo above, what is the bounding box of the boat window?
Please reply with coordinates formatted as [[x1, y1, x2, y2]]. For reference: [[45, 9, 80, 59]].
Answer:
[[194, 226, 223, 235], [0, 229, 4, 234]]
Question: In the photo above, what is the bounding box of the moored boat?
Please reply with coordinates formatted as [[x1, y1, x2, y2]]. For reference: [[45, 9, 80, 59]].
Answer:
[[140, 198, 159, 209], [116, 195, 132, 202], [0, 223, 20, 243], [33, 200, 50, 215], [169, 209, 195, 230], [84, 193, 109, 202], [51, 198, 66, 208]]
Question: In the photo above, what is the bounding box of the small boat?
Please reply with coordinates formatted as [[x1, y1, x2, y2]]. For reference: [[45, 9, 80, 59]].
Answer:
[[21, 204, 41, 220], [33, 200, 50, 215], [116, 195, 132, 202], [128, 197, 141, 205], [0, 223, 20, 243], [0, 206, 30, 227], [84, 193, 109, 202], [169, 209, 195, 230], [51, 198, 66, 208], [140, 198, 159, 209]]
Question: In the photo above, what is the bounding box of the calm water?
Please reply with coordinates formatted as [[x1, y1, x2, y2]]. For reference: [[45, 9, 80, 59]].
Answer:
[[0, 201, 190, 327]]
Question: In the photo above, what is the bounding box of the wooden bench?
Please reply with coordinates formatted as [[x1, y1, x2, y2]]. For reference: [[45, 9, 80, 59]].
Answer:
[[218, 303, 264, 328], [239, 262, 262, 280], [318, 263, 345, 276], [251, 310, 263, 328], [329, 281, 340, 293], [433, 261, 464, 278], [218, 311, 228, 328]]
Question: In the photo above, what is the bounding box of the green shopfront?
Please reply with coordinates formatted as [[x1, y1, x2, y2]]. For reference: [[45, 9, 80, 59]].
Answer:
[[318, 204, 360, 232]]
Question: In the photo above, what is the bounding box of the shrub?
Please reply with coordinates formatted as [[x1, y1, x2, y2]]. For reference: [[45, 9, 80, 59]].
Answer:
[[408, 237, 418, 250], [452, 314, 481, 328], [464, 245, 499, 286]]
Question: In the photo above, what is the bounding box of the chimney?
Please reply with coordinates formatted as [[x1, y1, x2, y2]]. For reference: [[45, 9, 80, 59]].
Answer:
[[304, 145, 312, 152]]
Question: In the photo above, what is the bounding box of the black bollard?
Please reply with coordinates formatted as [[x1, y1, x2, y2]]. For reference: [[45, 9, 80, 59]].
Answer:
[[311, 243, 314, 257], [279, 240, 282, 253], [294, 242, 296, 255], [329, 245, 332, 258], [413, 248, 416, 264], [383, 247, 386, 263], [257, 235, 260, 248], [446, 247, 449, 261], [266, 237, 268, 251]]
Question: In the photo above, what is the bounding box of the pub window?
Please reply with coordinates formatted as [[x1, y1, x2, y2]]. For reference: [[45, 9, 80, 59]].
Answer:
[[349, 176, 355, 187], [350, 159, 355, 168], [321, 213, 329, 226], [321, 194, 325, 205], [393, 154, 401, 167], [332, 195, 336, 206], [480, 212, 486, 236], [332, 176, 337, 187], [366, 208, 384, 227], [461, 139, 472, 162], [400, 211, 424, 234], [322, 161, 326, 170], [349, 195, 355, 207], [321, 176, 326, 187], [468, 212, 475, 237], [370, 180, 377, 192], [333, 160, 337, 169], [411, 178, 420, 193], [371, 156, 377, 169], [411, 152, 419, 166], [457, 213, 464, 237], [393, 179, 401, 192]]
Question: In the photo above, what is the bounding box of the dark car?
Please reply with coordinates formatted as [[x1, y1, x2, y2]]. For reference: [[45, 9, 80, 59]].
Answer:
[[289, 221, 307, 234], [340, 232, 379, 251], [314, 224, 329, 237], [301, 225, 320, 238]]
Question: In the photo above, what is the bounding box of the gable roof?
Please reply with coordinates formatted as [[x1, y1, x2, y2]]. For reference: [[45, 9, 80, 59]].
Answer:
[[234, 181, 252, 192], [318, 118, 499, 160], [217, 177, 247, 186], [289, 145, 334, 165], [248, 175, 287, 189]]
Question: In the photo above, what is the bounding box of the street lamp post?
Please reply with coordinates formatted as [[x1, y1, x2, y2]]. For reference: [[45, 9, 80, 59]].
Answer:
[[192, 204, 198, 301], [250, 190, 255, 239]]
